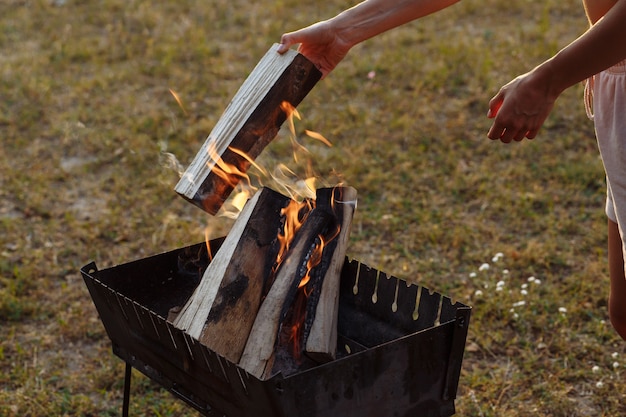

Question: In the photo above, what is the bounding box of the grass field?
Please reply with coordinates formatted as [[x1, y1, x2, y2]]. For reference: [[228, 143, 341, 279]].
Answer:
[[1, 0, 625, 415]]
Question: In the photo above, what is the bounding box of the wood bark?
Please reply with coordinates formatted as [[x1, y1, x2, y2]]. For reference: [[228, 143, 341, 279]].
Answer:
[[171, 187, 290, 363], [238, 209, 333, 379], [304, 187, 358, 362], [175, 43, 321, 215], [173, 186, 357, 377]]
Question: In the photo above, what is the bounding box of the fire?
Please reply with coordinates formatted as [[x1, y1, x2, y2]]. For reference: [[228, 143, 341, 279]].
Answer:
[[280, 101, 333, 163], [204, 227, 213, 262], [270, 164, 316, 201], [228, 146, 268, 177], [283, 190, 344, 361], [280, 101, 301, 135], [203, 141, 259, 219], [299, 234, 326, 291], [286, 232, 326, 358], [169, 88, 188, 116], [304, 130, 333, 148], [212, 101, 332, 222], [206, 141, 251, 189], [200, 102, 345, 361], [275, 199, 311, 266]]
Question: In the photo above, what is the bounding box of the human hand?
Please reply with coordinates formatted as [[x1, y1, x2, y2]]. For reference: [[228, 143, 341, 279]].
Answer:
[[277, 21, 352, 78], [487, 70, 558, 143]]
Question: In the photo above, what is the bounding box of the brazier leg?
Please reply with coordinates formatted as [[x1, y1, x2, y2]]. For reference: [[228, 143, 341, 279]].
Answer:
[[123, 362, 132, 417]]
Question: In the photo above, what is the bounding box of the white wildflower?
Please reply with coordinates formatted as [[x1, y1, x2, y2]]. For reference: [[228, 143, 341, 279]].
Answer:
[[512, 301, 526, 308], [528, 276, 541, 285], [613, 362, 620, 369], [479, 263, 490, 272], [612, 352, 619, 359], [596, 381, 604, 389], [474, 290, 484, 298], [469, 272, 477, 278], [592, 365, 601, 373]]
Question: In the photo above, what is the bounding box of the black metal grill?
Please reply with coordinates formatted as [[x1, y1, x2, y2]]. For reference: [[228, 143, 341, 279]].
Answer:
[[81, 239, 470, 417]]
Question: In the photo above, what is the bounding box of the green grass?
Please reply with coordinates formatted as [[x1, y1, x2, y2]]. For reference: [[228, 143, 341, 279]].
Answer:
[[1, 0, 624, 415]]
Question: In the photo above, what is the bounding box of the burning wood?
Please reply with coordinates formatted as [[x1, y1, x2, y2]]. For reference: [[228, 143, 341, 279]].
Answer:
[[238, 208, 334, 378], [174, 43, 321, 215], [171, 186, 357, 379], [171, 187, 291, 364], [304, 186, 358, 362]]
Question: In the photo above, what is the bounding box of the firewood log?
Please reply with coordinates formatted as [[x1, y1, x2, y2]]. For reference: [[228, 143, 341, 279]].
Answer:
[[238, 209, 333, 379], [304, 187, 357, 362], [175, 44, 321, 215], [172, 187, 290, 363]]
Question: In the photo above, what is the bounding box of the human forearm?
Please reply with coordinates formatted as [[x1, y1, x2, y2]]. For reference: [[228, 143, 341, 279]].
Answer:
[[329, 0, 461, 48], [534, 0, 626, 98], [278, 0, 460, 77], [487, 0, 626, 143]]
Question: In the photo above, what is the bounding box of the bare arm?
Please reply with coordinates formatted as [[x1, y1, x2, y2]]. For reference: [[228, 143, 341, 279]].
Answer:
[[320, 0, 460, 47], [278, 0, 460, 77], [488, 0, 626, 142]]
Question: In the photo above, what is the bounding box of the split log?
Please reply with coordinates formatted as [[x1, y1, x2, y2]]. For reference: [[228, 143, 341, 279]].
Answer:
[[304, 187, 358, 362], [175, 43, 321, 215], [173, 185, 357, 377], [171, 187, 291, 363], [238, 209, 334, 379]]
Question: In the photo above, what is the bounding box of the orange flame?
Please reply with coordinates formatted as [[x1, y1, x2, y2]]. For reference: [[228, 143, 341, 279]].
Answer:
[[206, 141, 251, 189], [280, 101, 301, 132], [280, 101, 309, 163], [298, 234, 326, 291], [197, 100, 346, 361], [203, 141, 262, 219], [204, 227, 215, 262], [228, 146, 268, 177], [169, 88, 188, 116], [275, 199, 312, 267], [270, 164, 316, 201], [304, 130, 333, 147], [287, 232, 329, 360]]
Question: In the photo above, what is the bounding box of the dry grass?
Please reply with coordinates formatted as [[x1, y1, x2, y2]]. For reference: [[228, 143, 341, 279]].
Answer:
[[1, 0, 624, 415]]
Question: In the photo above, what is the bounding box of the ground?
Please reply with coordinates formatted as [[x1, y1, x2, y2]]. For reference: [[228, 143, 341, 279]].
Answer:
[[1, 0, 625, 416]]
